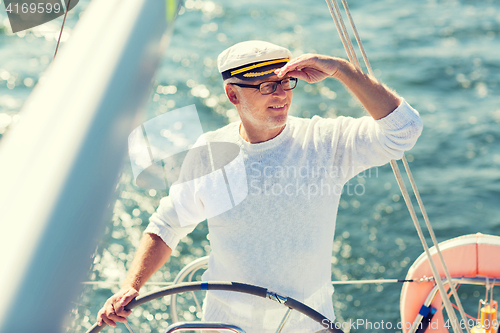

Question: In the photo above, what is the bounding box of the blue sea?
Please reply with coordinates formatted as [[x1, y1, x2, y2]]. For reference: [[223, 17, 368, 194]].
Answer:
[[1, 0, 499, 332]]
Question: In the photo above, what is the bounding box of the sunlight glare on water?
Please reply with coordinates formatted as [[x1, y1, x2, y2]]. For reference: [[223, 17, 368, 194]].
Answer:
[[0, 0, 499, 332]]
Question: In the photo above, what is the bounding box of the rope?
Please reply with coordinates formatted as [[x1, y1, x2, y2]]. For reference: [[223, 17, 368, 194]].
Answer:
[[324, 0, 356, 66], [81, 281, 175, 285], [331, 279, 414, 285], [451, 304, 477, 321], [330, 0, 361, 69], [390, 161, 463, 333], [339, 0, 373, 76], [323, 1, 470, 332], [54, 0, 72, 59], [82, 278, 417, 286], [401, 155, 471, 332]]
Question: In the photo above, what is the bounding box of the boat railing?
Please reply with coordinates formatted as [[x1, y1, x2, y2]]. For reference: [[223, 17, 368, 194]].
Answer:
[[170, 255, 209, 323], [408, 277, 500, 333]]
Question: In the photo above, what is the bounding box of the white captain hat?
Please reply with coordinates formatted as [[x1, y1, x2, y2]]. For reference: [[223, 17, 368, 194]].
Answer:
[[217, 40, 292, 81]]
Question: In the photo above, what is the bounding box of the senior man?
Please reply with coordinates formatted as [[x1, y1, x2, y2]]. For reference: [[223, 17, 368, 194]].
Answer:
[[97, 40, 423, 332]]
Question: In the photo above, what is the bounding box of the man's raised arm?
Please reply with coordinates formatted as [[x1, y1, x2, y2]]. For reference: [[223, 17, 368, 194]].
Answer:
[[276, 54, 401, 120], [96, 233, 171, 327]]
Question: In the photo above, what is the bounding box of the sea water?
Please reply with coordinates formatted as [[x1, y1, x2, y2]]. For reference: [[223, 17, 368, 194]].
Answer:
[[0, 0, 499, 332]]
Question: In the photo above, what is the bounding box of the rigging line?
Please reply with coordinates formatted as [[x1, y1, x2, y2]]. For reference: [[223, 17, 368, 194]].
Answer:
[[331, 279, 414, 285], [81, 281, 175, 286], [401, 155, 471, 333], [330, 0, 361, 69], [81, 279, 417, 286], [54, 0, 72, 59], [451, 304, 477, 321], [438, 286, 477, 323], [332, 0, 470, 330], [339, 0, 373, 77], [328, 0, 464, 333], [390, 160, 463, 333], [324, 0, 356, 65], [324, 0, 354, 63]]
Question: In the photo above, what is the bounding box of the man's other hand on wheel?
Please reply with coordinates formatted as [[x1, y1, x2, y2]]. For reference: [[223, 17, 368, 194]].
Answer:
[[96, 287, 139, 327]]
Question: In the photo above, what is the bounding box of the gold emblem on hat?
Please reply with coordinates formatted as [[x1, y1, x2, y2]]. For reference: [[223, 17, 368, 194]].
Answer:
[[243, 69, 277, 78]]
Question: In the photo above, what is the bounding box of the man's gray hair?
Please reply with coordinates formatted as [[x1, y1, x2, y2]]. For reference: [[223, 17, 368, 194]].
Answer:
[[223, 76, 241, 89]]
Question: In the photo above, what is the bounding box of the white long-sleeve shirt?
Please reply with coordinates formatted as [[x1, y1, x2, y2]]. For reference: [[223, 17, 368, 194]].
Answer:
[[145, 100, 423, 332]]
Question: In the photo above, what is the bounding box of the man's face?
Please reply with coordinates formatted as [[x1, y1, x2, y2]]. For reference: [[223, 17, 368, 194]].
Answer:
[[229, 74, 293, 130]]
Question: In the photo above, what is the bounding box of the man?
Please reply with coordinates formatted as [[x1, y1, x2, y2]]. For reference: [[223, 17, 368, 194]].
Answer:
[[97, 40, 423, 332]]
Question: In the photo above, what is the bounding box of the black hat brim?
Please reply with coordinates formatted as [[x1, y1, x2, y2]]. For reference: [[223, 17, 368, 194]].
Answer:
[[221, 59, 289, 81]]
